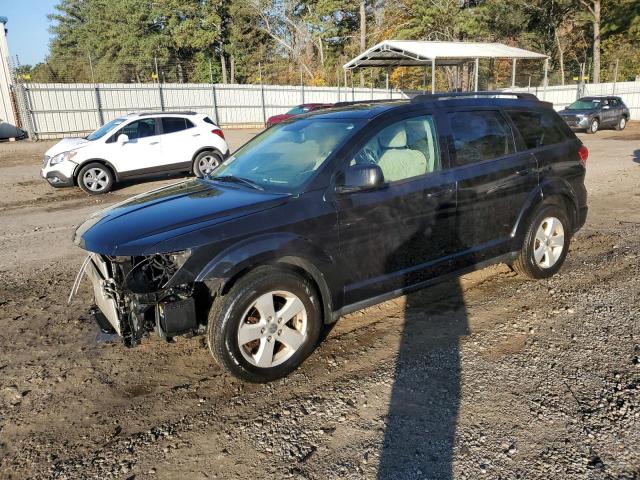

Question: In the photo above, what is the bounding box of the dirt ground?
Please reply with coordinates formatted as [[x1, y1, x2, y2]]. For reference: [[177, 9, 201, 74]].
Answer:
[[0, 124, 639, 480]]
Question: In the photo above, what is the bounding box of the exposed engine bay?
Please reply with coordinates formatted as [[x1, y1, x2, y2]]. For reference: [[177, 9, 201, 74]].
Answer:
[[71, 252, 208, 346]]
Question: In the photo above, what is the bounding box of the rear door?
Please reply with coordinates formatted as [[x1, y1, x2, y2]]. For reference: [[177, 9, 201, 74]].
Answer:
[[159, 116, 199, 168], [335, 111, 457, 305], [446, 109, 538, 267]]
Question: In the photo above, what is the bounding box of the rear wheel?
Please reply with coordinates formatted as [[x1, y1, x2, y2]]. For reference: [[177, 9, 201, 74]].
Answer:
[[193, 150, 222, 177], [207, 266, 322, 382], [513, 203, 571, 279], [77, 162, 114, 195], [615, 116, 627, 131], [587, 118, 599, 134]]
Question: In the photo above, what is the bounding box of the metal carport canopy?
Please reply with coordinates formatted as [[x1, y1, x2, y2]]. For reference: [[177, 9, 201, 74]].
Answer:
[[343, 40, 549, 93]]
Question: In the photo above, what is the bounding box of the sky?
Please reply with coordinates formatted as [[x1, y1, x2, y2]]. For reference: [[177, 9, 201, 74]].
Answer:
[[1, 0, 58, 66]]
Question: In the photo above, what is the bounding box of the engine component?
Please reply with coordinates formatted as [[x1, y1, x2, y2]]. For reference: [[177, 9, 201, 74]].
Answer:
[[155, 295, 197, 340]]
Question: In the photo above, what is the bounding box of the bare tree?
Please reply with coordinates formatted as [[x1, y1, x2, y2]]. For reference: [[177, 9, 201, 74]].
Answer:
[[580, 0, 601, 83], [360, 1, 366, 87]]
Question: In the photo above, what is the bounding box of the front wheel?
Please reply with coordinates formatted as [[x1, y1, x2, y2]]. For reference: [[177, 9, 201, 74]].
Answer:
[[615, 116, 627, 131], [193, 150, 222, 178], [587, 118, 599, 134], [207, 266, 322, 382], [513, 204, 571, 279], [77, 162, 114, 195]]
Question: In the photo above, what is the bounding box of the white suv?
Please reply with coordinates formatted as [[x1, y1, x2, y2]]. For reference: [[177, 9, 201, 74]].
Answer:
[[40, 112, 230, 194]]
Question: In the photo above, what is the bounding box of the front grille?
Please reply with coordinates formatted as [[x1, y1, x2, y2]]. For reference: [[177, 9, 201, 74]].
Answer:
[[42, 155, 50, 168]]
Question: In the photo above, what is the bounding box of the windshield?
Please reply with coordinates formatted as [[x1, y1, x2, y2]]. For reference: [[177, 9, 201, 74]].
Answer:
[[86, 117, 126, 141], [567, 99, 602, 110], [210, 118, 362, 193], [286, 106, 310, 115]]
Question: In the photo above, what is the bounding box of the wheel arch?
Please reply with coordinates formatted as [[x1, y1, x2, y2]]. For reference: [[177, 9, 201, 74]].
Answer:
[[189, 233, 339, 324], [73, 158, 119, 184], [510, 180, 578, 251]]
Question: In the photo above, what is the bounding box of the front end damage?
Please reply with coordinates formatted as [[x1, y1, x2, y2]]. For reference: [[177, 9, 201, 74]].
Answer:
[[75, 251, 209, 346]]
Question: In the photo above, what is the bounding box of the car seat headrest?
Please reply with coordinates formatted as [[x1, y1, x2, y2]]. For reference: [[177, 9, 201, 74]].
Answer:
[[379, 124, 407, 148]]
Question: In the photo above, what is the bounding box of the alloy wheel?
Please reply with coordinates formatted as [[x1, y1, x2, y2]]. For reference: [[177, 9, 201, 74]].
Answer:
[[198, 155, 220, 175], [237, 290, 308, 368], [83, 167, 109, 192], [533, 216, 565, 269]]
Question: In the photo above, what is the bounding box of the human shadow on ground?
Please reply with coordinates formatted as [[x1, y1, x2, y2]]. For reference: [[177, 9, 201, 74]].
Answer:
[[377, 194, 473, 480]]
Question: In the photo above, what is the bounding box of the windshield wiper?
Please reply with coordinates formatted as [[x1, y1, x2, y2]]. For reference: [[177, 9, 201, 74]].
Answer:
[[212, 175, 264, 191]]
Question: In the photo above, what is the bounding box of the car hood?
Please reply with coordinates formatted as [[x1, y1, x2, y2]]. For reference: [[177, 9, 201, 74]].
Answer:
[[74, 179, 290, 256], [560, 109, 595, 116], [267, 114, 292, 124], [45, 137, 92, 156]]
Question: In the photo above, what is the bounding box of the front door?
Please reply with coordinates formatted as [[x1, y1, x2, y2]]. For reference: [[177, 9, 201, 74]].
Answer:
[[334, 113, 457, 306], [447, 109, 538, 267], [106, 118, 163, 175]]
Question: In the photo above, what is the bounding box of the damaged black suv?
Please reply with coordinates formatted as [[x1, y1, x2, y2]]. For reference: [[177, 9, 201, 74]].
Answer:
[[73, 92, 588, 382]]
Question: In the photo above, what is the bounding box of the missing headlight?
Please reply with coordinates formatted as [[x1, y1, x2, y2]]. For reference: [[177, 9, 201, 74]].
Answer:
[[124, 250, 191, 293]]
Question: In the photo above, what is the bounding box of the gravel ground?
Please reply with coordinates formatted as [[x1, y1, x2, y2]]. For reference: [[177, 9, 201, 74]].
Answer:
[[0, 124, 639, 480]]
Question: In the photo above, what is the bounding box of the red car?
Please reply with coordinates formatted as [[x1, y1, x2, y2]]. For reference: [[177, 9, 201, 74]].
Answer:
[[266, 103, 333, 128]]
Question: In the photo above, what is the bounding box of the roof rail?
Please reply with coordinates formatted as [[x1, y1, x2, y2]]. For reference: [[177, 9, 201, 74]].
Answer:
[[412, 91, 538, 102], [333, 99, 404, 107], [134, 111, 198, 116]]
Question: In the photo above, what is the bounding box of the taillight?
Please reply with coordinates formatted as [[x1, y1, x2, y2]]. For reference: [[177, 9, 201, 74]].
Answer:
[[212, 129, 225, 140], [578, 145, 588, 167]]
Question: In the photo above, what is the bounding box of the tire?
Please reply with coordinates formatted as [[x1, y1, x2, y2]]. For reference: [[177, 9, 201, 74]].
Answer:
[[193, 150, 222, 178], [615, 116, 627, 131], [513, 203, 571, 279], [77, 162, 114, 195], [207, 266, 322, 382], [587, 118, 599, 134]]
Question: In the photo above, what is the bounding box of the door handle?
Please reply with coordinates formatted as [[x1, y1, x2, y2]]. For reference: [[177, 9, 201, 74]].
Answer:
[[150, 141, 160, 145], [192, 133, 201, 137], [426, 188, 454, 199], [516, 168, 532, 176]]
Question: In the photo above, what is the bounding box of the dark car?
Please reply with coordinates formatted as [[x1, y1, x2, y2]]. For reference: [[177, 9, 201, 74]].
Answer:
[[266, 103, 332, 128], [72, 92, 588, 382], [558, 96, 630, 134]]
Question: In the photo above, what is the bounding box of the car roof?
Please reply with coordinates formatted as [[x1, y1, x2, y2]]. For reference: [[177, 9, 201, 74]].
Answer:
[[302, 93, 550, 121], [126, 111, 203, 118]]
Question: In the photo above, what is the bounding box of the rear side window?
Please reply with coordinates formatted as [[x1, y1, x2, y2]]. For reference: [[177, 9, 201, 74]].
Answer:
[[448, 110, 515, 165], [203, 116, 216, 125], [161, 117, 194, 134], [507, 110, 566, 149]]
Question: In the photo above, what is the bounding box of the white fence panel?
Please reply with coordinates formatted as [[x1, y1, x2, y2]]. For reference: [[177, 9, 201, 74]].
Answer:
[[19, 80, 640, 139]]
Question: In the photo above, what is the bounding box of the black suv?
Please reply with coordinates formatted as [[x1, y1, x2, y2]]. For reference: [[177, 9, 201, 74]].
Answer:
[[73, 92, 588, 382], [558, 96, 630, 134]]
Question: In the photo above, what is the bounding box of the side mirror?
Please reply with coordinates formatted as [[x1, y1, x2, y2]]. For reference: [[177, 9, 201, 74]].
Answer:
[[117, 134, 129, 144], [336, 164, 384, 194]]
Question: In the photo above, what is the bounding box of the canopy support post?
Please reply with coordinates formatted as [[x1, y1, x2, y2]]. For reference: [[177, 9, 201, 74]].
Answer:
[[431, 58, 436, 94], [474, 58, 479, 92], [511, 58, 517, 88]]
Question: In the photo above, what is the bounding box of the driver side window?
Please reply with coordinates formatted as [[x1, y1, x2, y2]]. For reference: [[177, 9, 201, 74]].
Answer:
[[350, 115, 440, 182], [115, 119, 157, 141]]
